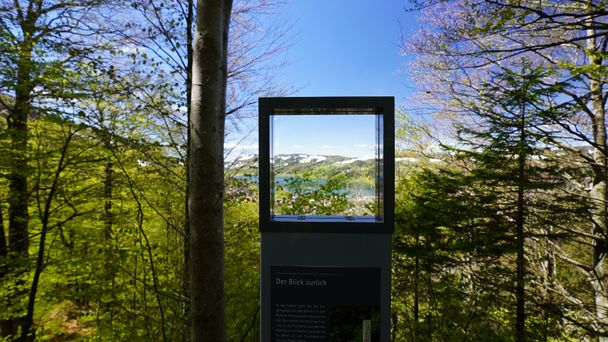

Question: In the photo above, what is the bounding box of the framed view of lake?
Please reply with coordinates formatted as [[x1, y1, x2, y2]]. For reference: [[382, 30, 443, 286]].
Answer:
[[258, 97, 394, 232], [270, 113, 383, 220]]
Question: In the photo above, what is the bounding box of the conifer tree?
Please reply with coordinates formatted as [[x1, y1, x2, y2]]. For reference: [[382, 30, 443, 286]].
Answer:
[[456, 61, 584, 341]]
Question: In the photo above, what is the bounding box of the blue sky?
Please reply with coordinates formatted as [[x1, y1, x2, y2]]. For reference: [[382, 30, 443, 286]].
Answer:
[[227, 0, 419, 158], [272, 114, 377, 157], [278, 0, 418, 100]]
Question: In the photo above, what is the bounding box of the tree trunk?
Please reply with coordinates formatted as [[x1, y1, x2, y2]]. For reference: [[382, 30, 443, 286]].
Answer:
[[21, 129, 74, 341], [586, 4, 608, 337], [2, 21, 34, 341], [0, 202, 7, 336], [589, 76, 608, 339], [413, 235, 420, 331], [8, 63, 31, 258], [189, 0, 233, 341], [102, 158, 117, 324], [0, 201, 6, 261], [184, 0, 194, 339], [103, 159, 114, 273], [515, 95, 527, 342]]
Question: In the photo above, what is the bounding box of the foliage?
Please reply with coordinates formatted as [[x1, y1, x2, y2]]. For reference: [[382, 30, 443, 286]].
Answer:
[[390, 61, 593, 341], [0, 0, 288, 340], [392, 168, 513, 341], [274, 172, 353, 216], [406, 0, 608, 338], [224, 198, 260, 341], [0, 0, 605, 341]]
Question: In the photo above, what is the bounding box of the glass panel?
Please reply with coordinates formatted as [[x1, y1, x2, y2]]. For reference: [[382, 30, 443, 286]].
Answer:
[[270, 114, 384, 222]]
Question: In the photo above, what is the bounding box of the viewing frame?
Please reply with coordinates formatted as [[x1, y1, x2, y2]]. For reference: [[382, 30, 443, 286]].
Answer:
[[259, 97, 394, 233]]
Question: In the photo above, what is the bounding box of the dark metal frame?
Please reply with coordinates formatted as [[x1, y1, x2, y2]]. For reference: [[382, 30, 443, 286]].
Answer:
[[259, 96, 395, 233]]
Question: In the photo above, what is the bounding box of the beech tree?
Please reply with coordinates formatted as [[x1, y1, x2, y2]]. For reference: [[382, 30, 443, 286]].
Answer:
[[20, 122, 95, 341], [0, 0, 289, 340], [0, 1, 125, 337], [189, 0, 233, 341]]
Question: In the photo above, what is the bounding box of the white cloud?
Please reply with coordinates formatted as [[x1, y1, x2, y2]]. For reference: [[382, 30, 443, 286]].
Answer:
[[321, 144, 333, 149], [292, 144, 303, 149], [354, 144, 368, 148]]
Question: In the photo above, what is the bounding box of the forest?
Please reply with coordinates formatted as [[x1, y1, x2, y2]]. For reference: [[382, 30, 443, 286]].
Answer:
[[1, 0, 608, 341]]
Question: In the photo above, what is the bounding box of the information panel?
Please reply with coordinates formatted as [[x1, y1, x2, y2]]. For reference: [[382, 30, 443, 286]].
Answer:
[[271, 266, 380, 342], [259, 97, 394, 341]]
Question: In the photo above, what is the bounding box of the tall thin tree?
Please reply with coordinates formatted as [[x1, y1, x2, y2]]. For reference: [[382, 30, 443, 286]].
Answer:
[[189, 0, 233, 341], [457, 62, 574, 341]]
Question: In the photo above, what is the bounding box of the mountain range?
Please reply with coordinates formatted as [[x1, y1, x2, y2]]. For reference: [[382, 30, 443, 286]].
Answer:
[[231, 153, 381, 178]]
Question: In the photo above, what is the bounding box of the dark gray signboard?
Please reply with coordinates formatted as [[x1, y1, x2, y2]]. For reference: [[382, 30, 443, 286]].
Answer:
[[271, 266, 380, 342], [259, 97, 394, 342]]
